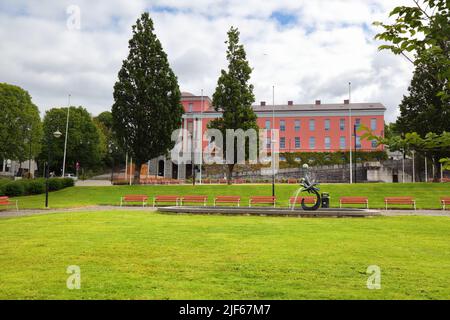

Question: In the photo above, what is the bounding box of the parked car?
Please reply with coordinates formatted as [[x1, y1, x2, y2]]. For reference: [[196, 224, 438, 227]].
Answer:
[[65, 173, 78, 181]]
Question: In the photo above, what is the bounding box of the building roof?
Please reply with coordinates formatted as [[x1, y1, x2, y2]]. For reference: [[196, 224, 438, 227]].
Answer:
[[252, 102, 386, 112]]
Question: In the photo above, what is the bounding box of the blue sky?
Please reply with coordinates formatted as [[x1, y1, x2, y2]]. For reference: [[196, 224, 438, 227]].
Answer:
[[0, 0, 414, 122]]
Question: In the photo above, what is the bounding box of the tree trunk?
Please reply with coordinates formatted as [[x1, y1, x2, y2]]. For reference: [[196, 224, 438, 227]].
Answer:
[[134, 161, 142, 185], [227, 164, 234, 185]]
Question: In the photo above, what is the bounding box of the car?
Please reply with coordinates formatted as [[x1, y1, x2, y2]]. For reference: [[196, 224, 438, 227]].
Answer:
[[65, 173, 78, 180]]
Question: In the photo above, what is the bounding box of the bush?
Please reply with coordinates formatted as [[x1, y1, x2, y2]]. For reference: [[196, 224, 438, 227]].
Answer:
[[3, 181, 25, 197], [25, 179, 46, 195], [61, 178, 75, 188], [47, 178, 63, 191]]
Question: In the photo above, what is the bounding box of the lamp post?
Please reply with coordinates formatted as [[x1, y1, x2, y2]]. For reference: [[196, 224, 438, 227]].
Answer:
[[272, 85, 275, 197], [354, 124, 357, 184], [45, 129, 62, 208], [27, 126, 32, 178]]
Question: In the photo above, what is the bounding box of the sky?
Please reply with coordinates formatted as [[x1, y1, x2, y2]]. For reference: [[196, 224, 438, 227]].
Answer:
[[0, 0, 415, 123]]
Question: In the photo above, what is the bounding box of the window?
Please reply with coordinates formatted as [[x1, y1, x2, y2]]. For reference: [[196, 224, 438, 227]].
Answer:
[[280, 120, 286, 132], [340, 119, 345, 131], [294, 120, 300, 132], [356, 136, 361, 149], [188, 103, 193, 112], [340, 137, 346, 149], [371, 140, 378, 149], [280, 137, 286, 149], [266, 137, 271, 149], [325, 119, 330, 131], [355, 118, 361, 129], [187, 122, 193, 133], [325, 137, 331, 150], [309, 119, 315, 131], [295, 137, 301, 149], [309, 137, 316, 149], [280, 156, 286, 161], [265, 120, 271, 130], [371, 118, 377, 131]]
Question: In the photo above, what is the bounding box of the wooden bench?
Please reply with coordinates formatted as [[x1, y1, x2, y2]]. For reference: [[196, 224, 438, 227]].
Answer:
[[289, 196, 316, 208], [120, 195, 148, 207], [340, 197, 369, 209], [384, 197, 416, 210], [249, 196, 277, 208], [441, 197, 450, 210], [214, 196, 241, 207], [0, 196, 18, 211], [153, 195, 180, 207], [180, 195, 208, 206]]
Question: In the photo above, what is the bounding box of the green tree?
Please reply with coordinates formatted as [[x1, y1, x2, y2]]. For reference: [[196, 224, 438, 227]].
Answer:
[[40, 107, 106, 175], [112, 12, 184, 184], [208, 27, 258, 184], [0, 83, 43, 168], [94, 111, 122, 167], [374, 0, 449, 102], [396, 60, 450, 136]]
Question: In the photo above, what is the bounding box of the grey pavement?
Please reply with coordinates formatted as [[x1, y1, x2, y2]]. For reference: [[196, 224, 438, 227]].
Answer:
[[0, 206, 449, 219]]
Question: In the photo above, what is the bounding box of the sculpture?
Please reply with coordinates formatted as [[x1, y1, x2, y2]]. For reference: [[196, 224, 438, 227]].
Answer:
[[293, 164, 321, 211]]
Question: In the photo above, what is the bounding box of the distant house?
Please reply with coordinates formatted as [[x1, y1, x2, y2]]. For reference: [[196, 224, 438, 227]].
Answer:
[[0, 159, 38, 178]]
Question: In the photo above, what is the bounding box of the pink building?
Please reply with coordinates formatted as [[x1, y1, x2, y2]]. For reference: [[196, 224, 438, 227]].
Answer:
[[150, 92, 385, 179]]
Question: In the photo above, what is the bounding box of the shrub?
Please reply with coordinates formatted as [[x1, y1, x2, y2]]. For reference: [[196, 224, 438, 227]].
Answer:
[[61, 178, 75, 188], [47, 178, 63, 191], [3, 181, 25, 197], [26, 180, 46, 195]]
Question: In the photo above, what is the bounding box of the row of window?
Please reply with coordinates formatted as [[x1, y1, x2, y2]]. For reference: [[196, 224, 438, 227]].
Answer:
[[267, 137, 378, 150], [264, 118, 377, 132]]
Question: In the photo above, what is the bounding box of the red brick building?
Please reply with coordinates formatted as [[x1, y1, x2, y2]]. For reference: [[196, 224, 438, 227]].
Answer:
[[149, 92, 386, 179]]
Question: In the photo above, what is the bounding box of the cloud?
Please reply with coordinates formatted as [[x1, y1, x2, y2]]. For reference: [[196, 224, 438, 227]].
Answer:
[[0, 0, 414, 122]]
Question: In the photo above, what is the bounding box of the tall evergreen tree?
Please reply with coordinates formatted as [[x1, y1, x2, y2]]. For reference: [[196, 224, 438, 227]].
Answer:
[[209, 27, 258, 184], [112, 12, 184, 183]]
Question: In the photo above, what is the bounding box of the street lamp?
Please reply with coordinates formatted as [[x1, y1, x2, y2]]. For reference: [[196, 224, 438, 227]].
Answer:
[[45, 129, 62, 208], [27, 126, 32, 178]]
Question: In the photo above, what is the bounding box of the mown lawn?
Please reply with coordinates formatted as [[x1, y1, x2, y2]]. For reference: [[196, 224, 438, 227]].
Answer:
[[9, 183, 450, 210], [0, 211, 449, 299]]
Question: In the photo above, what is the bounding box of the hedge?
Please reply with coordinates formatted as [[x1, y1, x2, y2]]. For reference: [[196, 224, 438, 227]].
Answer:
[[0, 178, 75, 197]]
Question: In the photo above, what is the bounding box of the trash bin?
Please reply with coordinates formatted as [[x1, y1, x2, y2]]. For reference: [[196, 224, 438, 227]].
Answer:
[[321, 193, 330, 208]]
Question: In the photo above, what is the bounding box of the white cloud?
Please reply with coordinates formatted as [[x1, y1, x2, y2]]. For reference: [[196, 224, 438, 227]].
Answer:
[[0, 0, 414, 122]]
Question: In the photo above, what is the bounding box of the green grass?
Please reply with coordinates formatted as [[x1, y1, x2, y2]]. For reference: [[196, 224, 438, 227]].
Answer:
[[0, 211, 449, 299], [9, 183, 450, 210]]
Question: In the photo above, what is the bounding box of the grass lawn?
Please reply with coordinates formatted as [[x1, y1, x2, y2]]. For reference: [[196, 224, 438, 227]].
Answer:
[[0, 211, 449, 299], [9, 183, 450, 210]]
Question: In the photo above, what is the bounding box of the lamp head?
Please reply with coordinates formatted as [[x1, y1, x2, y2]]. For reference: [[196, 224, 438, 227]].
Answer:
[[53, 130, 62, 138]]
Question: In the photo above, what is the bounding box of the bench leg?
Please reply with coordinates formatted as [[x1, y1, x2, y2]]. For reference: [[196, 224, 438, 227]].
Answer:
[[339, 201, 342, 208], [120, 198, 123, 207], [385, 202, 387, 210], [366, 202, 369, 209], [213, 200, 216, 207], [16, 200, 19, 211], [153, 198, 155, 207], [413, 202, 416, 211]]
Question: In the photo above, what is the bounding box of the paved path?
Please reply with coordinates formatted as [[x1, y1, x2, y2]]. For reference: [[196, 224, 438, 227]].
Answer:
[[75, 180, 113, 187], [1, 206, 449, 219]]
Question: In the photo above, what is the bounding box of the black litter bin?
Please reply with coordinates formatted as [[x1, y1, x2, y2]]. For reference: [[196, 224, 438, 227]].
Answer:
[[321, 193, 330, 208]]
